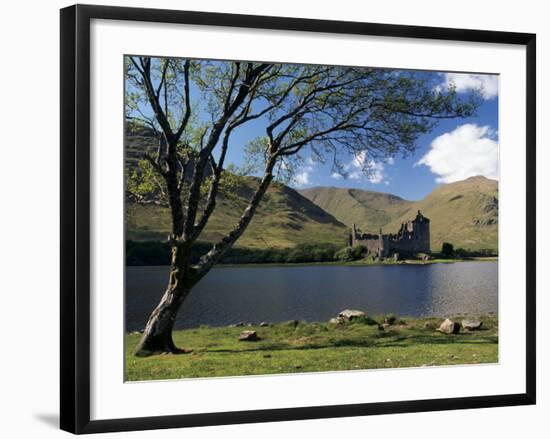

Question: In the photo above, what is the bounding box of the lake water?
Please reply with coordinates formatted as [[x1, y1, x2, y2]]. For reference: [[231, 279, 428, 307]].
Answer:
[[125, 262, 498, 331]]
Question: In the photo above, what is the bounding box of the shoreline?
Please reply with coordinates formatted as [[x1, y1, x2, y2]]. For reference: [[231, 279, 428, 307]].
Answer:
[[127, 312, 498, 334], [127, 256, 498, 269]]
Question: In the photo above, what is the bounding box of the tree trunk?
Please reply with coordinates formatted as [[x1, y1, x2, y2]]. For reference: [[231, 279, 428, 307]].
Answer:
[[134, 160, 276, 356], [134, 245, 195, 356]]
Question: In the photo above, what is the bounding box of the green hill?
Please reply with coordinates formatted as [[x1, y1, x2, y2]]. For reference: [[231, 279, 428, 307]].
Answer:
[[300, 176, 498, 252], [298, 187, 411, 232], [125, 129, 348, 249], [126, 178, 349, 249]]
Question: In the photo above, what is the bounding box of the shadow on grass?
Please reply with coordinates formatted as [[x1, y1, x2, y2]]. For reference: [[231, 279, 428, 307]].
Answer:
[[204, 333, 498, 354]]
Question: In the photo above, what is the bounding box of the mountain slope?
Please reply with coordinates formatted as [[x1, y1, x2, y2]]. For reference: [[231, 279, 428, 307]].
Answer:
[[299, 187, 411, 232], [126, 178, 349, 249], [300, 176, 498, 252], [384, 176, 498, 251], [125, 129, 349, 249]]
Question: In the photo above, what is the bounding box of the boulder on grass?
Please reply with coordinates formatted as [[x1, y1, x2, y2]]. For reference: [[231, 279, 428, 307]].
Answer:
[[338, 309, 366, 322], [238, 330, 259, 341], [259, 321, 269, 327], [462, 319, 483, 330], [437, 318, 460, 334]]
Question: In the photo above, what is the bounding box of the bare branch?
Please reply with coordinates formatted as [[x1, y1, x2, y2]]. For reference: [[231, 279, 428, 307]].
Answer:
[[174, 60, 192, 141], [155, 59, 170, 99], [181, 63, 272, 241], [189, 126, 232, 241], [193, 156, 277, 277], [131, 56, 175, 142], [222, 62, 241, 113]]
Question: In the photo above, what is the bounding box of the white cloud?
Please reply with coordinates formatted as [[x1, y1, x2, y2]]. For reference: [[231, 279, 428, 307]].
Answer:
[[331, 172, 343, 180], [346, 151, 388, 184], [294, 171, 310, 186], [439, 73, 498, 100], [367, 162, 385, 184], [416, 123, 499, 183], [292, 157, 315, 187]]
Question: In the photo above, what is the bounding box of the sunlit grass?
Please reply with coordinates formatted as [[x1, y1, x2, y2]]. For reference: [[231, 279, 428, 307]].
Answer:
[[125, 315, 498, 381]]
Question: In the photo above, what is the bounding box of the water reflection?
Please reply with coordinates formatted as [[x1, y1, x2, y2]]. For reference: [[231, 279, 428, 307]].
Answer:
[[125, 262, 498, 331]]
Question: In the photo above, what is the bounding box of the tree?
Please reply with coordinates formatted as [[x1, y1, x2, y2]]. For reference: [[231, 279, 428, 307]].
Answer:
[[351, 245, 367, 260], [335, 247, 354, 262], [441, 242, 455, 258], [125, 56, 479, 355]]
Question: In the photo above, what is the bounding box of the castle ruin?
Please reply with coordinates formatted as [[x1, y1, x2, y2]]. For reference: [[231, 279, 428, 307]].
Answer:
[[349, 210, 430, 258]]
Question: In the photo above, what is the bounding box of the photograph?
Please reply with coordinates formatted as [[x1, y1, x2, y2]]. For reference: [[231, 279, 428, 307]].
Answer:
[[124, 56, 499, 381], [0, 0, 542, 436]]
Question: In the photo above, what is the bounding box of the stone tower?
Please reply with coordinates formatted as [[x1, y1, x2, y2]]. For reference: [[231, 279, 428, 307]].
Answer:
[[411, 210, 430, 253]]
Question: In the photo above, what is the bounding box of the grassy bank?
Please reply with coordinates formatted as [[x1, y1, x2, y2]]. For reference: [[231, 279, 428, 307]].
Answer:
[[125, 315, 498, 381]]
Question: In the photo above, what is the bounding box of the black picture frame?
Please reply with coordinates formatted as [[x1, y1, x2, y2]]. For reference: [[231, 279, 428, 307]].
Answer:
[[60, 4, 536, 434]]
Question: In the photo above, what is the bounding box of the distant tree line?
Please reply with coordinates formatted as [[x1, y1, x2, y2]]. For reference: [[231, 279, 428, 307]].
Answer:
[[126, 241, 351, 266], [436, 242, 498, 259], [126, 240, 496, 266]]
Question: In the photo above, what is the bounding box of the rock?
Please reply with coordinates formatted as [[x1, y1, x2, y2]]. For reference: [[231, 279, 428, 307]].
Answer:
[[338, 309, 366, 321], [462, 319, 483, 330], [384, 315, 397, 325], [329, 317, 342, 324], [423, 321, 435, 330], [238, 330, 259, 341], [259, 321, 269, 327], [437, 318, 460, 334]]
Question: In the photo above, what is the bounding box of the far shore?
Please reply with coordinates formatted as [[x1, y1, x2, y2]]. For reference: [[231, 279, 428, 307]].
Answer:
[[127, 256, 498, 269], [217, 257, 498, 269]]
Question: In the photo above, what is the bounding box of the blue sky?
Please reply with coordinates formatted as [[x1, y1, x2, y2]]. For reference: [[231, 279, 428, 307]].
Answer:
[[223, 72, 499, 201]]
